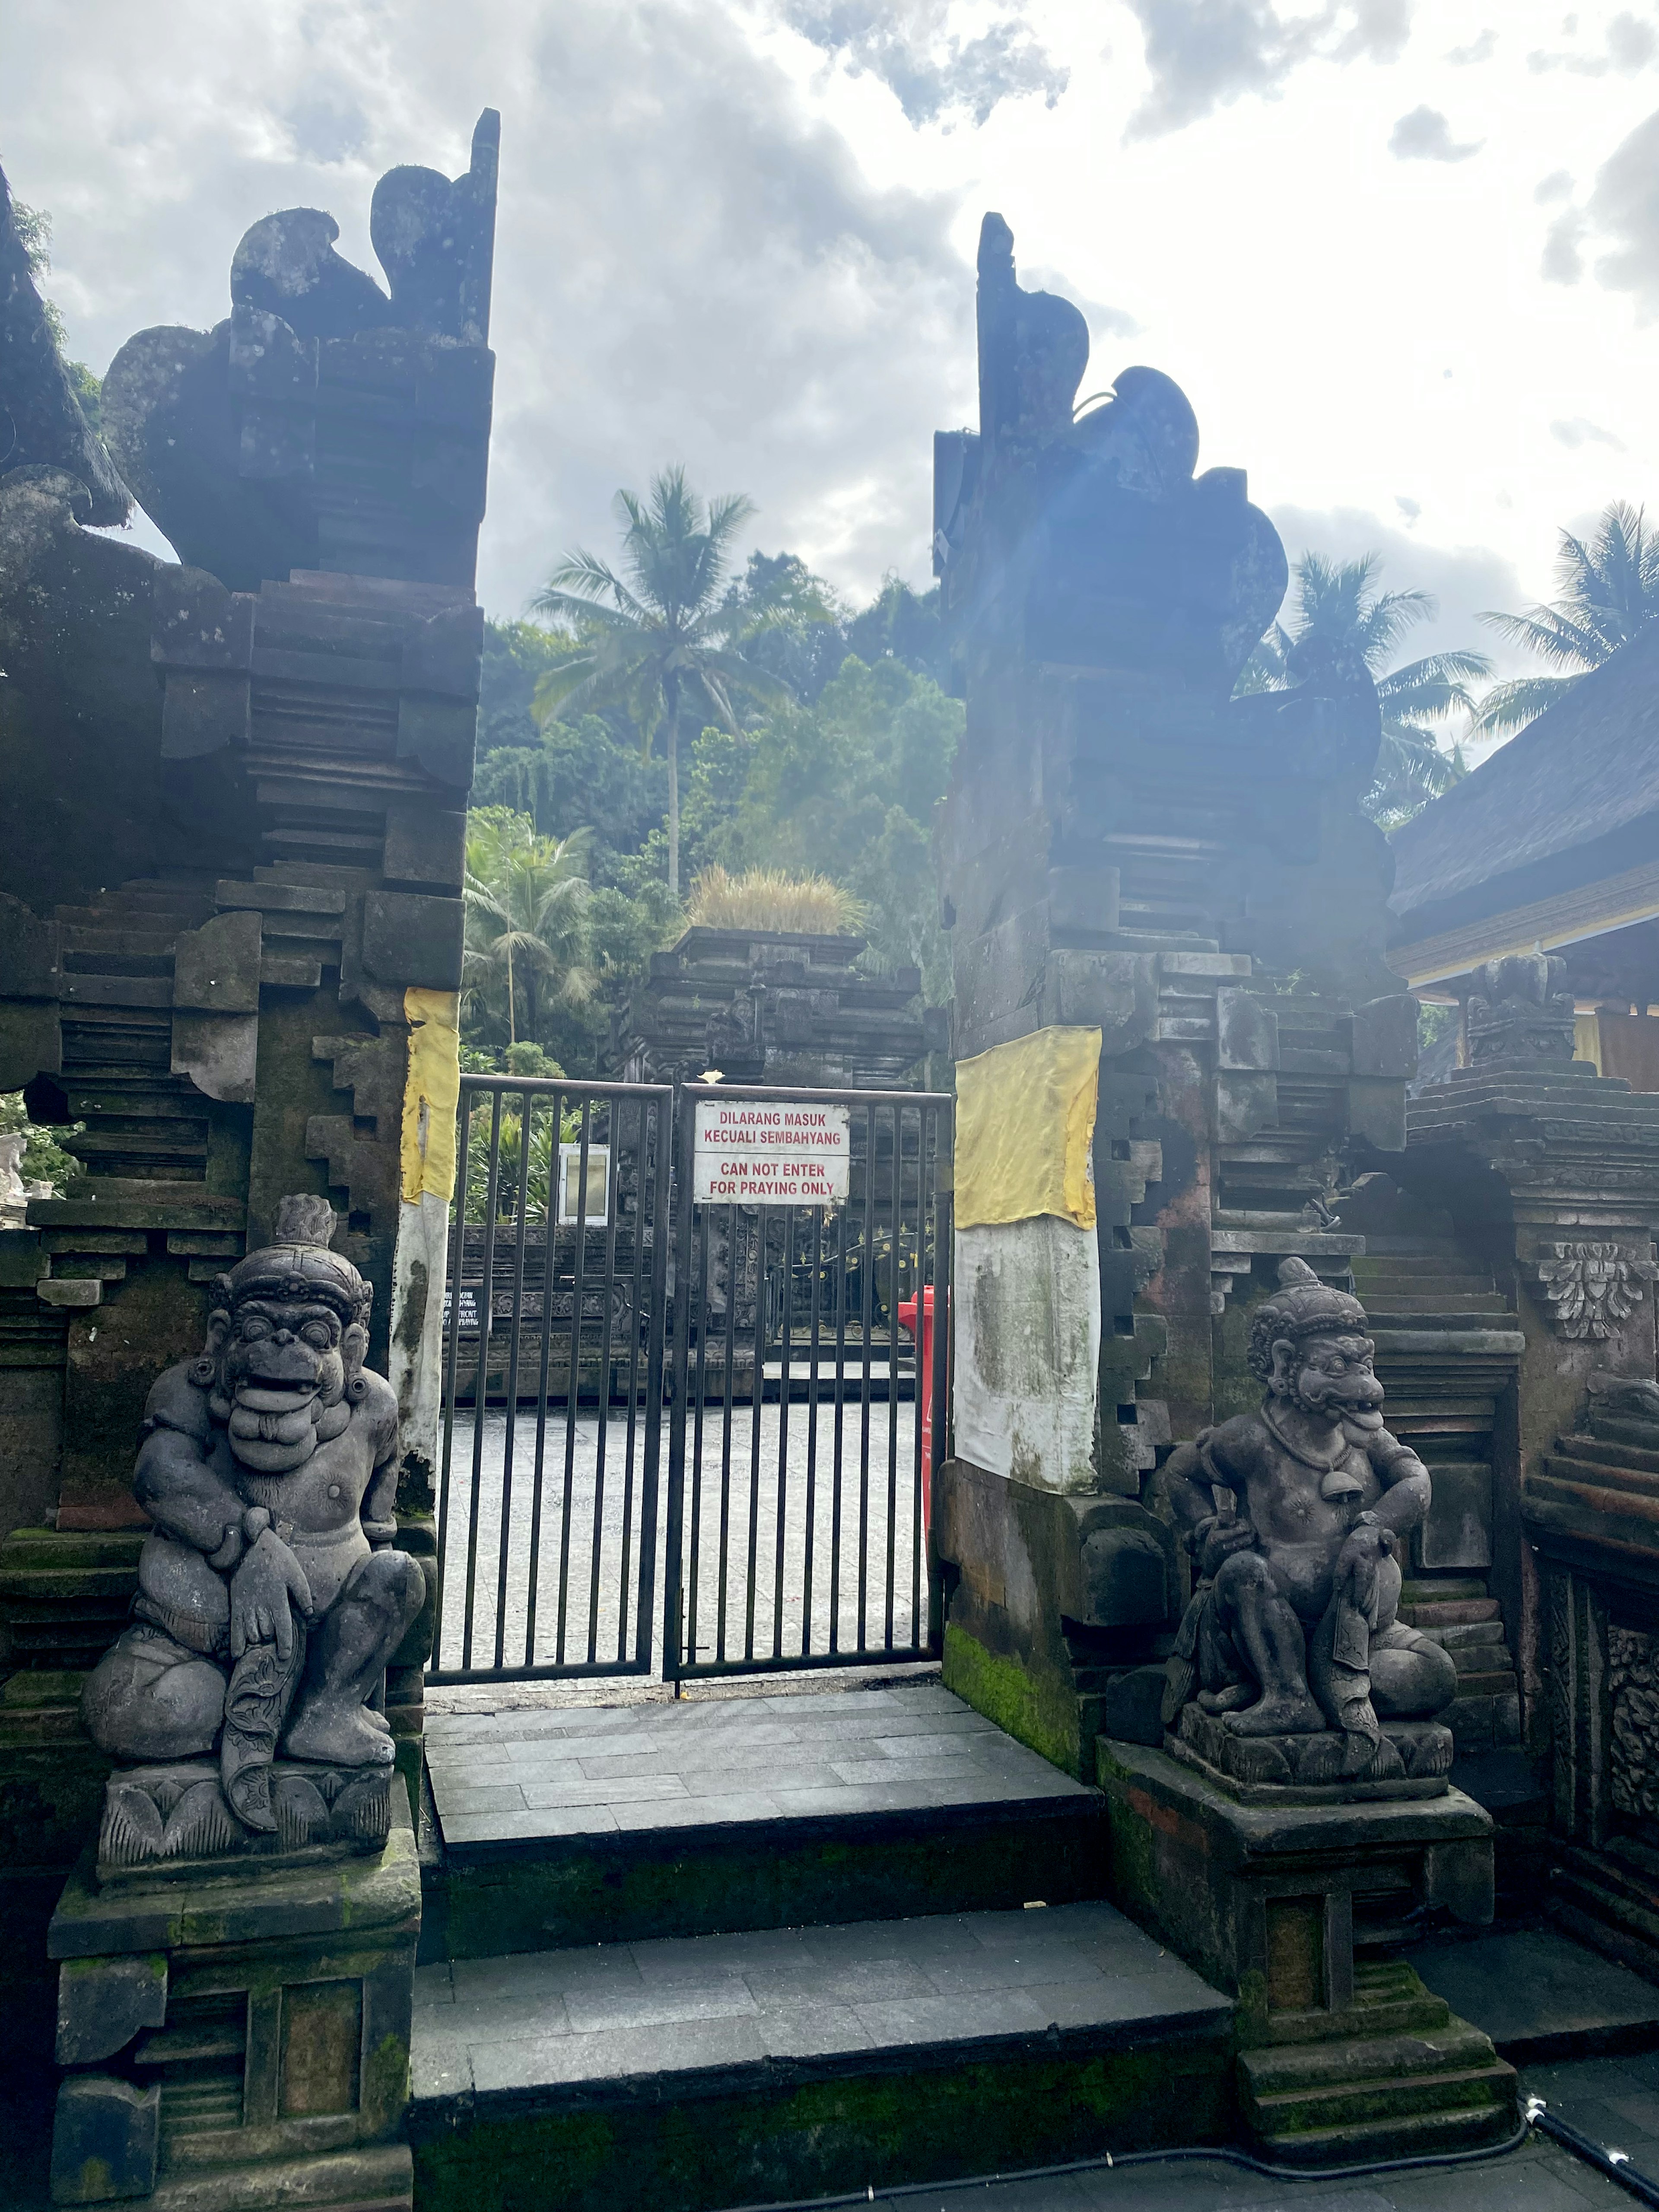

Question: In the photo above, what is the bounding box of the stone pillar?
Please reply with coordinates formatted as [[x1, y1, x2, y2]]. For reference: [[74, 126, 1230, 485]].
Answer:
[[931, 213, 1414, 1783]]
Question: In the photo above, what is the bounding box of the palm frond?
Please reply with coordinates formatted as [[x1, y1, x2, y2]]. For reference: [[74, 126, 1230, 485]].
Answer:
[[1471, 672, 1584, 735]]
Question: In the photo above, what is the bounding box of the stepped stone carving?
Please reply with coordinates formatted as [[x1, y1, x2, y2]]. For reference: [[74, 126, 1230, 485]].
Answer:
[[1465, 951, 1577, 1067], [81, 1196, 424, 1859], [1162, 1259, 1456, 1793]]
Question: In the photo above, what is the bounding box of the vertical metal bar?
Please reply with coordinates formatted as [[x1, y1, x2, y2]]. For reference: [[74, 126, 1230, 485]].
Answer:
[[929, 1116, 952, 1659], [885, 1101, 901, 1653], [856, 1100, 876, 1653], [461, 1088, 504, 1672], [802, 1205, 823, 1657], [632, 1097, 672, 1663], [663, 1090, 697, 1683], [715, 1201, 739, 1663], [521, 1085, 562, 1669], [830, 1190, 848, 1655], [687, 1165, 712, 1675], [588, 1103, 620, 1665], [617, 1096, 646, 1665], [432, 1084, 473, 1668], [772, 1204, 794, 1660], [492, 1084, 535, 1671], [555, 1097, 594, 1665], [743, 1205, 766, 1662], [910, 1105, 928, 1653]]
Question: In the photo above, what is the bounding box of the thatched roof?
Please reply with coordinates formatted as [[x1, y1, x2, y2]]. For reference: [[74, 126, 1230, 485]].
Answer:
[[1389, 620, 1659, 938]]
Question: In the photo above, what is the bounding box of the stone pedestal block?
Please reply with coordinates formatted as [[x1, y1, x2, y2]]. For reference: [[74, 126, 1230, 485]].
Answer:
[[47, 1789, 418, 2209], [1098, 1738, 1515, 2160]]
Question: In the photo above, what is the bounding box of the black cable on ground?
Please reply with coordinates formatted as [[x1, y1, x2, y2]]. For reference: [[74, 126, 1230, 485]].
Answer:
[[719, 2115, 1535, 2212], [1528, 2100, 1659, 2209]]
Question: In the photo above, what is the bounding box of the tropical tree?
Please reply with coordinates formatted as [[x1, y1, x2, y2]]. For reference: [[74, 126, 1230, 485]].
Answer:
[[1474, 502, 1659, 737], [529, 468, 810, 898], [1238, 552, 1492, 824], [462, 810, 594, 1049]]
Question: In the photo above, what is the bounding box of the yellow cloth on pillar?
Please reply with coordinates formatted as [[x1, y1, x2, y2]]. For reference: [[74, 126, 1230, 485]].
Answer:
[[954, 1026, 1101, 1229], [400, 988, 462, 1204]]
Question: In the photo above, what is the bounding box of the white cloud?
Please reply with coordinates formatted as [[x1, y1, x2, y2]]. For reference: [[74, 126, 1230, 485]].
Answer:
[[1121, 0, 1411, 140], [1551, 414, 1626, 447], [1389, 104, 1483, 161], [775, 0, 1068, 125]]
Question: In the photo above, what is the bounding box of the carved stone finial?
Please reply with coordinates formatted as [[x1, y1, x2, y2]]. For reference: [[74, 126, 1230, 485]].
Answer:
[[1465, 953, 1576, 1068]]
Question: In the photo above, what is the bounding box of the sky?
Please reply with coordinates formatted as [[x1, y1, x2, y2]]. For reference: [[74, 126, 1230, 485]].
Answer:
[[6, 0, 1659, 689]]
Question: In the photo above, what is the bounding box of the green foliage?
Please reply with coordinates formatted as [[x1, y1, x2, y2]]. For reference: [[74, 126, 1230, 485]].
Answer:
[[1238, 551, 1491, 826], [472, 697, 666, 883], [1475, 501, 1659, 736], [0, 1090, 82, 1193], [12, 199, 101, 422], [531, 467, 805, 896], [462, 808, 594, 1051]]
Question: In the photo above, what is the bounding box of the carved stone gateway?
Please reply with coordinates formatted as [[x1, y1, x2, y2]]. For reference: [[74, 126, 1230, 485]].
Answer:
[[1, 117, 498, 2212], [931, 215, 1515, 2160]]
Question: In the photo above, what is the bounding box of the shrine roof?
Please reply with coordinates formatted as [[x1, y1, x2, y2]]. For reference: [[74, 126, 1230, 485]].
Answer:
[[1389, 621, 1659, 956]]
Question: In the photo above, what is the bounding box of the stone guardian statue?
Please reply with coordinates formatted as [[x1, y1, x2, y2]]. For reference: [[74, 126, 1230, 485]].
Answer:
[[1161, 1257, 1457, 1783], [83, 1197, 426, 1845]]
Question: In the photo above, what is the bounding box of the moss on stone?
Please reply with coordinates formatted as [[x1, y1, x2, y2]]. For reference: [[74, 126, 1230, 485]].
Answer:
[[942, 1621, 1081, 1776], [411, 2035, 1234, 2212]]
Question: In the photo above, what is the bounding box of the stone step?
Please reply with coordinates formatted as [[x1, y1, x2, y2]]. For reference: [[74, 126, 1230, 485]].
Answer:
[[1401, 1599, 1501, 1627], [422, 1684, 1106, 1960], [1247, 2093, 1519, 2168], [1402, 1579, 1489, 1603], [1430, 1620, 1507, 1651], [1408, 1924, 1659, 2063], [1449, 1669, 1519, 1699], [407, 1904, 1234, 2212], [1364, 1298, 1512, 1317]]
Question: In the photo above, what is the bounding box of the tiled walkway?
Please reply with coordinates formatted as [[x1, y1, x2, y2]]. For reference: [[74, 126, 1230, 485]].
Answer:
[[424, 1679, 1090, 1848], [411, 1899, 1228, 2105]]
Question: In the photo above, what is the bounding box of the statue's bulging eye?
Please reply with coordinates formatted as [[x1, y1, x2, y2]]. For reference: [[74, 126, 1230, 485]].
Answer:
[[241, 1317, 269, 1341], [302, 1322, 334, 1349]]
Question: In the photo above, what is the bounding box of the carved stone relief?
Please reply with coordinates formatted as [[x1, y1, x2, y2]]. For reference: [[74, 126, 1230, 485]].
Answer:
[[1610, 1625, 1659, 1824], [1535, 1241, 1649, 1339]]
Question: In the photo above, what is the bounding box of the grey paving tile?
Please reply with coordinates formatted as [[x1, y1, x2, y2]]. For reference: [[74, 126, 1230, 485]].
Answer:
[[629, 1927, 814, 1980], [831, 1754, 994, 1785], [870, 1731, 996, 1759], [755, 2000, 875, 2058], [970, 1904, 1136, 1947], [413, 1962, 454, 2005], [451, 1948, 642, 2001], [521, 1774, 690, 1809], [768, 1780, 945, 1816], [743, 1957, 939, 2006], [439, 1804, 621, 1842], [922, 1951, 1113, 1998], [563, 1979, 762, 2033], [801, 1916, 985, 1962], [472, 2015, 768, 2091], [1386, 2144, 1622, 2209], [410, 2029, 473, 2102], [443, 1992, 574, 2040], [852, 1986, 1051, 2045], [669, 1764, 848, 1798], [429, 1781, 531, 1816], [609, 1789, 785, 1830]]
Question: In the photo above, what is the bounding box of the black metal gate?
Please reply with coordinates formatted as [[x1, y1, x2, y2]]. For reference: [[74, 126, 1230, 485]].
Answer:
[[430, 1075, 671, 1683], [663, 1084, 952, 1681], [430, 1077, 950, 1687]]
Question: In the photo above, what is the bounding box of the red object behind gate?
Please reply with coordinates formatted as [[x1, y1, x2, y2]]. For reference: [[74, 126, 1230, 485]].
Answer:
[[898, 1287, 940, 1529]]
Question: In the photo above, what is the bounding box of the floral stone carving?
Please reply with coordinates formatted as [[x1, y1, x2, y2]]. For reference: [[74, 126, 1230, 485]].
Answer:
[[1535, 1242, 1649, 1340], [1162, 1258, 1457, 1793], [82, 1197, 425, 1867], [1610, 1626, 1659, 1824]]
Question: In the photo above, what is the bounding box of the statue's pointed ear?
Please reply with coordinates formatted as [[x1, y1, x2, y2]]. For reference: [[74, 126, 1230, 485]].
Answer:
[[342, 1319, 370, 1399], [1268, 1336, 1297, 1394], [191, 1296, 233, 1386]]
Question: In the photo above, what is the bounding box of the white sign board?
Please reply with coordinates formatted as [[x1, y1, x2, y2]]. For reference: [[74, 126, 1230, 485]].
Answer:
[[693, 1098, 850, 1206]]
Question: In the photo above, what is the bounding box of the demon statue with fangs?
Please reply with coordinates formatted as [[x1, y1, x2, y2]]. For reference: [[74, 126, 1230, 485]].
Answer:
[[83, 1198, 425, 1856], [1161, 1258, 1458, 1789]]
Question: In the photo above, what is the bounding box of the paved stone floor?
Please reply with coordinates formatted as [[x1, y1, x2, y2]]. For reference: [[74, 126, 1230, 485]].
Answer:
[[424, 1679, 1090, 1848], [411, 1899, 1229, 2103], [1406, 1925, 1659, 2059]]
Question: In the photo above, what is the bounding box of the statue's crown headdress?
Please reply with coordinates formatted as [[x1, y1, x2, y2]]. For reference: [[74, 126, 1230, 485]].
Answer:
[[1246, 1256, 1369, 1383], [217, 1195, 371, 1324]]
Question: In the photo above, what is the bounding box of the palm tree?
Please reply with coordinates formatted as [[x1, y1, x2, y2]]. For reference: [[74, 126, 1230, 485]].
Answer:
[[462, 811, 594, 1047], [529, 468, 795, 899], [1238, 553, 1492, 824], [1474, 502, 1659, 737]]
